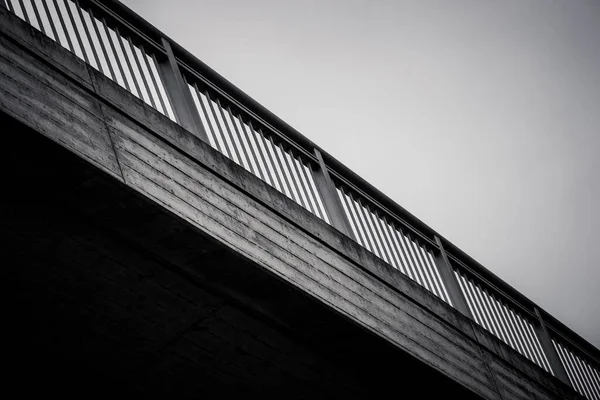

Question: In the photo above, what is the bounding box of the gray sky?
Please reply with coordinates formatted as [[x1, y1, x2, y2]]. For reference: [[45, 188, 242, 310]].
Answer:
[[121, 0, 600, 348]]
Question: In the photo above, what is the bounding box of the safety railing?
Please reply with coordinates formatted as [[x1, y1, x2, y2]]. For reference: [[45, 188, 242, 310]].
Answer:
[[336, 182, 452, 304], [6, 0, 175, 120], [186, 78, 330, 222], [4, 1, 598, 397], [552, 334, 600, 399], [455, 266, 552, 372]]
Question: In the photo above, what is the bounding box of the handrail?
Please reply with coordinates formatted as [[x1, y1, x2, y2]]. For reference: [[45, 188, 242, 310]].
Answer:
[[6, 0, 598, 380]]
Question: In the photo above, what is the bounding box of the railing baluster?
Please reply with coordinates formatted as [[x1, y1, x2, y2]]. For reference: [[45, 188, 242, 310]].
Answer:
[[534, 308, 571, 385], [62, 0, 89, 64], [40, 0, 59, 40], [74, 1, 102, 70], [51, 0, 73, 52], [17, 0, 29, 23], [89, 9, 114, 80], [27, 1, 43, 34]]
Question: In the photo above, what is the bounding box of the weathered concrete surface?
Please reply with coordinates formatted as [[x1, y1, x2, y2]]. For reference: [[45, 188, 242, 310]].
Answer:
[[4, 113, 489, 398], [0, 7, 582, 399]]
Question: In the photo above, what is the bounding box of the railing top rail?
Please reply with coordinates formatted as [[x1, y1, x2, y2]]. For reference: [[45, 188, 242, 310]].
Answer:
[[71, 0, 600, 364]]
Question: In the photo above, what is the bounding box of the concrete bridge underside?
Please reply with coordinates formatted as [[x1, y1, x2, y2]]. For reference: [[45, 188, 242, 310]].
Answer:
[[3, 113, 481, 398]]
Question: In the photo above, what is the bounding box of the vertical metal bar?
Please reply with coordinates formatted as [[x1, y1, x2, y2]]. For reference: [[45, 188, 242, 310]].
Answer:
[[565, 346, 594, 399], [534, 308, 571, 386], [130, 39, 156, 108], [311, 149, 353, 237], [2, 0, 12, 12], [584, 361, 600, 399], [269, 139, 295, 200], [215, 99, 243, 164], [79, 7, 105, 72], [581, 360, 600, 399], [306, 164, 330, 222], [471, 281, 497, 336], [299, 161, 324, 218], [30, 0, 45, 34], [62, 0, 88, 63], [149, 53, 175, 119], [433, 236, 472, 317], [225, 108, 253, 171], [240, 120, 269, 182], [117, 31, 143, 98], [188, 84, 215, 147], [18, 0, 29, 23], [458, 273, 484, 327], [157, 38, 207, 141], [292, 157, 318, 216], [51, 0, 74, 52], [572, 352, 597, 399], [555, 342, 579, 391], [376, 217, 403, 272], [407, 237, 436, 293], [421, 246, 449, 302], [384, 221, 410, 276], [524, 319, 552, 371], [252, 125, 281, 191], [288, 155, 315, 214], [496, 299, 525, 357], [197, 87, 225, 152], [394, 228, 423, 285], [103, 20, 128, 90], [397, 229, 428, 287], [425, 250, 453, 304], [481, 289, 510, 345], [357, 201, 386, 261], [371, 211, 398, 268], [350, 195, 378, 253], [591, 365, 600, 393], [510, 309, 537, 363], [89, 10, 115, 80], [371, 210, 398, 267], [284, 151, 310, 210], [340, 188, 369, 246], [40, 0, 59, 40], [261, 133, 285, 189]]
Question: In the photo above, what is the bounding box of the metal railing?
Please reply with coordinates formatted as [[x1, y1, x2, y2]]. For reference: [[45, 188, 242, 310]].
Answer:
[[553, 334, 600, 399], [4, 1, 599, 397], [6, 0, 175, 120], [455, 266, 552, 372], [336, 183, 452, 303], [186, 79, 330, 222]]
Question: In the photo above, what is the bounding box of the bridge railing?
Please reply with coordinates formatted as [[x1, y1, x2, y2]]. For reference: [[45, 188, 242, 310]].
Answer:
[[4, 1, 599, 398]]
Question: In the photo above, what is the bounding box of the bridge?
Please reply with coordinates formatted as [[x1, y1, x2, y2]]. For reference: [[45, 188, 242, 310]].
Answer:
[[1, 1, 599, 398]]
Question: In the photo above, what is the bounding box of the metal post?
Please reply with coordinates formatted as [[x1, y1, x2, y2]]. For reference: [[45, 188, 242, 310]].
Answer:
[[312, 149, 354, 238], [157, 38, 208, 143], [434, 236, 472, 317], [534, 307, 572, 386]]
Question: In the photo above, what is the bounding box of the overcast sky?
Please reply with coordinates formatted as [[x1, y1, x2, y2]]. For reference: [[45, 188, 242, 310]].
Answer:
[[120, 0, 600, 348]]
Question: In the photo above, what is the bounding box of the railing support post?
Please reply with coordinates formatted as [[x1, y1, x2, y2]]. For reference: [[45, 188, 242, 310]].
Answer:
[[158, 38, 208, 143], [534, 308, 572, 386], [434, 236, 472, 317], [312, 149, 354, 238]]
